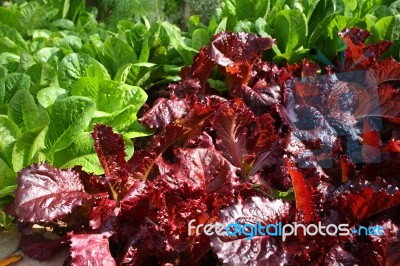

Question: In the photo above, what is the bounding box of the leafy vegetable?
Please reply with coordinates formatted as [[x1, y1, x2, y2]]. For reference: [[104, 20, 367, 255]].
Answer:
[[9, 29, 400, 265], [2, 0, 400, 263], [15, 163, 102, 222], [0, 0, 188, 221], [181, 0, 400, 63]]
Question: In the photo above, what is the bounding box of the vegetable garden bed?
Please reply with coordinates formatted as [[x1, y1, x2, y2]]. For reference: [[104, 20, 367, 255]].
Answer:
[[1, 0, 400, 265]]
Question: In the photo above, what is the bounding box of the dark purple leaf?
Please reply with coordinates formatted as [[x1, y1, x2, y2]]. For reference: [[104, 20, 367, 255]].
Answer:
[[152, 177, 208, 255], [139, 98, 188, 129], [15, 163, 98, 222], [119, 219, 164, 266], [210, 196, 309, 265], [231, 84, 280, 116], [287, 160, 316, 223], [329, 176, 400, 222], [164, 148, 240, 194], [70, 233, 116, 266], [92, 124, 131, 197], [181, 48, 215, 92], [212, 99, 279, 178], [376, 57, 400, 84], [72, 166, 109, 194], [89, 198, 119, 231], [120, 180, 150, 223], [323, 244, 360, 265], [127, 125, 186, 180], [207, 32, 274, 67], [11, 28, 400, 265], [168, 78, 202, 98], [19, 235, 67, 261], [339, 28, 392, 71], [300, 58, 320, 78], [372, 83, 400, 123], [212, 99, 253, 170]]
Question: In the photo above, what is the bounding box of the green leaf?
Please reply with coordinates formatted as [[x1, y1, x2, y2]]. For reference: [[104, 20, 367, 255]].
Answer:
[[371, 15, 400, 42], [53, 132, 134, 174], [308, 12, 338, 47], [37, 87, 68, 108], [309, 15, 365, 59], [66, 0, 85, 21], [273, 48, 310, 64], [114, 63, 156, 87], [28, 119, 47, 165], [45, 96, 95, 154], [122, 121, 155, 138], [58, 53, 110, 89], [370, 15, 400, 58], [0, 115, 21, 166], [63, 35, 83, 52], [235, 0, 257, 20], [36, 47, 62, 63], [50, 19, 75, 30], [81, 37, 102, 61], [120, 83, 148, 110], [0, 7, 23, 33], [0, 33, 19, 54], [234, 20, 254, 32], [134, 34, 151, 63], [213, 17, 228, 34], [326, 16, 365, 39], [0, 52, 20, 73], [0, 184, 17, 198], [2, 73, 30, 104], [63, 0, 71, 19], [161, 21, 197, 65], [115, 64, 134, 84], [32, 29, 51, 40], [364, 14, 378, 31], [8, 90, 38, 132], [222, 0, 238, 29], [235, 0, 270, 21], [71, 78, 147, 113], [359, 0, 383, 17], [102, 37, 137, 77], [53, 132, 103, 174], [254, 17, 270, 37], [0, 24, 28, 51], [0, 158, 15, 190], [272, 188, 294, 201], [19, 50, 36, 72], [86, 64, 110, 79], [308, 0, 335, 34], [12, 126, 47, 172], [0, 78, 4, 105], [0, 208, 15, 229], [0, 66, 7, 78], [91, 105, 140, 132], [388, 0, 400, 15], [340, 0, 357, 16], [70, 76, 99, 99], [192, 29, 210, 51], [274, 9, 308, 53], [187, 15, 202, 34], [25, 62, 58, 95], [208, 79, 228, 92], [123, 135, 134, 160]]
